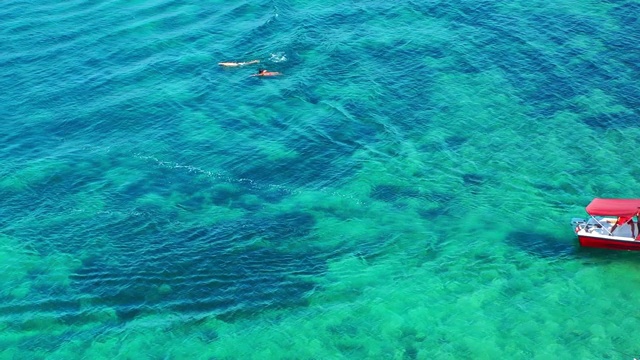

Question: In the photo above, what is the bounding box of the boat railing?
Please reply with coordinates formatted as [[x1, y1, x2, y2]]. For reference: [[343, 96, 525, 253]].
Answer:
[[572, 216, 614, 235]]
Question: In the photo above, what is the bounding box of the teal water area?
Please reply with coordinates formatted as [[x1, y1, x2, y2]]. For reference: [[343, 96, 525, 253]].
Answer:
[[2, 0, 640, 358]]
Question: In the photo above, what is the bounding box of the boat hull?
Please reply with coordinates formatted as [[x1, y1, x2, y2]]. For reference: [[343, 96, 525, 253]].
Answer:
[[578, 234, 640, 251]]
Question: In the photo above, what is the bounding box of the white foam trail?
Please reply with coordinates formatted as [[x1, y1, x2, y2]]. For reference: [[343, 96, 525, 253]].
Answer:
[[269, 52, 287, 63]]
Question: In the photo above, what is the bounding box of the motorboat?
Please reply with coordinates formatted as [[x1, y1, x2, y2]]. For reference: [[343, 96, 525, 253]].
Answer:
[[571, 198, 640, 251]]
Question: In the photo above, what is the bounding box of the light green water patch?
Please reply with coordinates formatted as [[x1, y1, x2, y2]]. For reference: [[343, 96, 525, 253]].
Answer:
[[564, 34, 609, 63], [313, 217, 384, 252], [347, 151, 454, 212], [0, 156, 73, 193], [303, 185, 369, 216], [317, 99, 364, 125], [311, 200, 432, 258], [18, 207, 629, 358], [178, 45, 215, 68], [0, 235, 43, 300], [196, 252, 499, 357], [103, 164, 150, 195], [170, 187, 247, 227], [421, 53, 461, 79], [54, 313, 224, 359], [421, 67, 590, 205], [336, 67, 571, 253], [430, 69, 523, 125], [264, 173, 432, 260], [343, 155, 412, 194], [26, 251, 81, 291], [154, 77, 195, 104], [553, 106, 640, 197], [0, 174, 32, 193], [256, 139, 299, 162], [0, 235, 83, 357], [109, 3, 162, 38], [353, 9, 438, 53], [104, 322, 183, 359], [313, 76, 385, 106], [221, 248, 635, 358], [573, 88, 635, 118], [180, 110, 234, 143]]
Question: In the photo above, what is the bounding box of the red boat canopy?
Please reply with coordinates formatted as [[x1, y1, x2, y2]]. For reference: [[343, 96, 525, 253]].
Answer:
[[586, 198, 640, 217]]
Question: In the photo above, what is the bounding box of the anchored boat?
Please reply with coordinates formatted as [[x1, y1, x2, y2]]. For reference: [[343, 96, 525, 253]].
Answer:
[[571, 198, 640, 251]]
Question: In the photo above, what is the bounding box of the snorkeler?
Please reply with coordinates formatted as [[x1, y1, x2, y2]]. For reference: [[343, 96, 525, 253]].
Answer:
[[218, 60, 260, 67], [251, 68, 282, 77]]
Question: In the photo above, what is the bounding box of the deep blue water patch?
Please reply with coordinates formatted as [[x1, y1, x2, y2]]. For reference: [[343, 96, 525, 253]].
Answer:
[[465, 10, 614, 117], [370, 184, 422, 203], [280, 83, 320, 105], [417, 205, 450, 220], [612, 83, 640, 115], [609, 2, 640, 28], [531, 13, 599, 45], [505, 231, 576, 259], [69, 211, 323, 323], [461, 173, 485, 187], [231, 115, 364, 187], [409, 0, 498, 23], [567, 57, 616, 85], [444, 135, 469, 150], [581, 112, 637, 130]]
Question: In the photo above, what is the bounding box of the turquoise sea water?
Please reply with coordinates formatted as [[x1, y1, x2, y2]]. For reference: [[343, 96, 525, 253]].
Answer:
[[2, 0, 640, 358]]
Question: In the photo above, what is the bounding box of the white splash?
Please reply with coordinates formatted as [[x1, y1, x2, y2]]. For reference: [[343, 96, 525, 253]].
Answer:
[[269, 52, 287, 63]]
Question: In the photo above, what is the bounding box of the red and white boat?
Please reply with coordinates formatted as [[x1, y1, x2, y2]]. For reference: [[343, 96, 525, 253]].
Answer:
[[572, 198, 640, 251]]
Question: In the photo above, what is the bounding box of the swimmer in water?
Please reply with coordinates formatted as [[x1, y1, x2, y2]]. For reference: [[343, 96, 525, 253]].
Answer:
[[251, 68, 282, 77], [218, 60, 260, 67]]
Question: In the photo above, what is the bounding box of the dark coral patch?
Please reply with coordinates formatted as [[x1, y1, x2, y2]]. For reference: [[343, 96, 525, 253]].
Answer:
[[444, 135, 469, 150], [505, 231, 575, 259], [69, 211, 323, 323], [582, 112, 636, 130], [371, 184, 421, 202], [462, 173, 485, 187]]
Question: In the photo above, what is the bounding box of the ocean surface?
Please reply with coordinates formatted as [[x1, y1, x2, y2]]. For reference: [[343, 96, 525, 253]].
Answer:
[[2, 0, 640, 358]]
